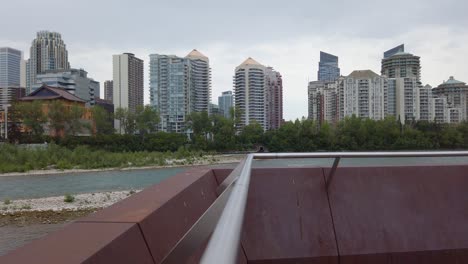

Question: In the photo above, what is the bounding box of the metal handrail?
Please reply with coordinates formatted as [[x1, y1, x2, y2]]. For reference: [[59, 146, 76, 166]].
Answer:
[[199, 151, 468, 264]]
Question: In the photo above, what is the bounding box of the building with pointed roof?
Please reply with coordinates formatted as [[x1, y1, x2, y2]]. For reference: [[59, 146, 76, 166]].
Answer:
[[18, 84, 92, 137], [149, 49, 211, 133], [234, 58, 283, 131]]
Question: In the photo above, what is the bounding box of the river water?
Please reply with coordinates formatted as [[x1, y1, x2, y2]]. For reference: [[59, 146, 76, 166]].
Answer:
[[1, 156, 468, 256]]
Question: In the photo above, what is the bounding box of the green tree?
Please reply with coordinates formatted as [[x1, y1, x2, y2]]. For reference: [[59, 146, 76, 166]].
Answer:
[[239, 122, 264, 149], [135, 105, 160, 135], [15, 101, 47, 137], [114, 107, 136, 134], [48, 101, 67, 137], [91, 106, 114, 135], [67, 103, 89, 136]]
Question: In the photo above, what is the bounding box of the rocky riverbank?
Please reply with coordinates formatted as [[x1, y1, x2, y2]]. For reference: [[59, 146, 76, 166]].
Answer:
[[0, 190, 140, 226]]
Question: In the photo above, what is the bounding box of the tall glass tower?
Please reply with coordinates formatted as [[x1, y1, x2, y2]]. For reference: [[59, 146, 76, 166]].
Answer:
[[317, 51, 340, 82], [0, 47, 22, 88], [26, 31, 70, 94]]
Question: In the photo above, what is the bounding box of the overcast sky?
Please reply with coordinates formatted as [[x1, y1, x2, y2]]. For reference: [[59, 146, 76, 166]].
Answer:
[[1, 0, 467, 120]]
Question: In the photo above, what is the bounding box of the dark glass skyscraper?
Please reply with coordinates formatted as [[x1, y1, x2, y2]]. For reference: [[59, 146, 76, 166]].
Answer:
[[384, 44, 405, 58], [317, 51, 340, 82]]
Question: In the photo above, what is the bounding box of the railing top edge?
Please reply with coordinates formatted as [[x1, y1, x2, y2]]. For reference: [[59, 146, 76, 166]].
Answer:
[[253, 151, 468, 159]]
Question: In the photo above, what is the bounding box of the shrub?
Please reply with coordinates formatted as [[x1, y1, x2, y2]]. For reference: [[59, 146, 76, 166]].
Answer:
[[3, 199, 11, 205], [64, 194, 75, 203]]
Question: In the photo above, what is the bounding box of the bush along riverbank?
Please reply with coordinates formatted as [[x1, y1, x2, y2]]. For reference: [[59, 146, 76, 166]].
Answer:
[[0, 144, 220, 174]]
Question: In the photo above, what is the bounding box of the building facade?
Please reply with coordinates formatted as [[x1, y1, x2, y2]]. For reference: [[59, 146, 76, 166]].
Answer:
[[386, 77, 419, 123], [265, 67, 283, 130], [234, 58, 266, 130], [33, 68, 100, 105], [104, 80, 113, 101], [308, 81, 339, 124], [317, 51, 340, 82], [432, 76, 468, 123], [218, 91, 233, 119], [381, 50, 421, 83], [113, 53, 143, 115], [234, 58, 283, 131], [26, 31, 70, 94], [341, 70, 386, 120], [149, 50, 211, 133], [0, 47, 22, 88]]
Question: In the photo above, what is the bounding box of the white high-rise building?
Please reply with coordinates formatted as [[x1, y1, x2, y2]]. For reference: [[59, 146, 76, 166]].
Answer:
[[234, 58, 266, 130], [0, 47, 22, 88], [113, 53, 144, 132], [26, 31, 70, 94], [341, 70, 386, 120], [233, 58, 283, 131], [386, 77, 419, 123]]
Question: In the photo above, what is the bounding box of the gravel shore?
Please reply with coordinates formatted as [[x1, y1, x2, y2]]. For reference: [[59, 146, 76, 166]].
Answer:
[[0, 190, 140, 215]]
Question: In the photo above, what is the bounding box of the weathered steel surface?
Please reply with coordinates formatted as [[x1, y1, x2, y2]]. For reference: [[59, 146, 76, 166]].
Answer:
[[241, 167, 339, 263], [81, 167, 219, 263], [0, 222, 154, 264], [326, 165, 468, 263]]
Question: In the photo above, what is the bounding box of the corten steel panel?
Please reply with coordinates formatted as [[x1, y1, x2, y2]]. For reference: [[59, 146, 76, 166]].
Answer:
[[242, 167, 339, 263], [80, 167, 219, 263], [325, 165, 468, 263], [212, 168, 234, 184], [0, 222, 154, 264]]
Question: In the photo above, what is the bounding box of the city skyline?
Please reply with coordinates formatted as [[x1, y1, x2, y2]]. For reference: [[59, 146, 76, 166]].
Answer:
[[1, 0, 467, 120]]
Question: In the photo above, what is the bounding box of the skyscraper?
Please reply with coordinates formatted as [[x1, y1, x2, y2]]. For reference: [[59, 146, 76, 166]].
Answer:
[[26, 31, 70, 94], [149, 50, 211, 133], [308, 81, 339, 124], [113, 53, 144, 132], [265, 67, 283, 130], [432, 76, 468, 123], [104, 80, 113, 101], [234, 58, 266, 130], [0, 47, 22, 88], [381, 49, 421, 83], [186, 49, 211, 113], [317, 51, 340, 82], [218, 91, 233, 119], [234, 58, 283, 131], [341, 70, 386, 120], [384, 44, 405, 59]]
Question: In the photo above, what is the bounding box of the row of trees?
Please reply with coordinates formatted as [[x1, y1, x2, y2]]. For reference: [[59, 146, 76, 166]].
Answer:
[[5, 100, 468, 152]]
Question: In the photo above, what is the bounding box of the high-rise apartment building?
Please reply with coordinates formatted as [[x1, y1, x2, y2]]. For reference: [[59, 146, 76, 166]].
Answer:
[[384, 44, 405, 59], [0, 47, 22, 88], [308, 81, 339, 124], [113, 53, 144, 132], [33, 68, 100, 105], [234, 58, 266, 130], [149, 50, 211, 133], [432, 76, 468, 123], [317, 51, 340, 82], [26, 31, 70, 94], [381, 49, 421, 83], [341, 70, 386, 120], [186, 49, 211, 113], [386, 77, 419, 123], [417, 85, 433, 121], [104, 80, 113, 101], [234, 58, 283, 131], [218, 91, 233, 118], [265, 67, 283, 130]]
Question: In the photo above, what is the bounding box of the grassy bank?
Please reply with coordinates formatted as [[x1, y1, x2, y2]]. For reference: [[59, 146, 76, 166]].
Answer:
[[0, 144, 209, 173]]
